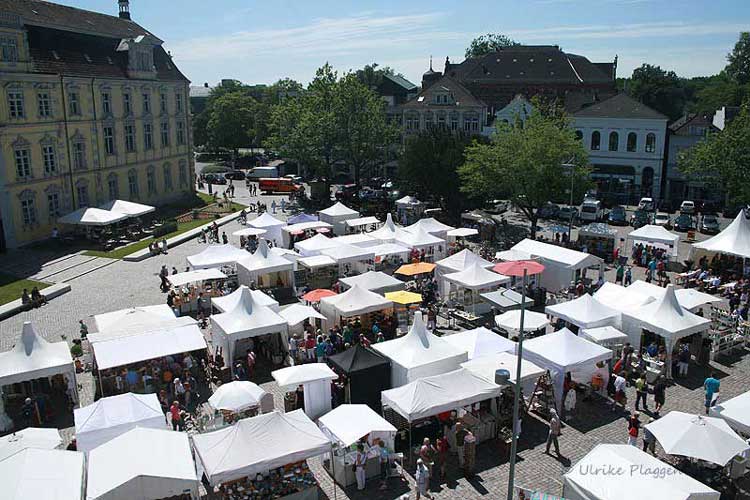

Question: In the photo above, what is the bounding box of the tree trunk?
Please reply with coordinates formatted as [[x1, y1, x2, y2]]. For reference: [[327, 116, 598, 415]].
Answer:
[[529, 215, 538, 239]]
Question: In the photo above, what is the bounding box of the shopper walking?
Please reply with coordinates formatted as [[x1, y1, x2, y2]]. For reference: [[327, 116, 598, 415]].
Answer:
[[419, 438, 436, 483], [463, 430, 477, 477], [642, 418, 656, 454], [627, 412, 640, 446], [415, 459, 432, 499], [354, 444, 367, 490], [704, 372, 720, 415], [455, 422, 468, 469], [436, 434, 449, 480], [545, 409, 561, 455], [170, 401, 182, 431], [634, 373, 648, 411], [653, 375, 666, 415]]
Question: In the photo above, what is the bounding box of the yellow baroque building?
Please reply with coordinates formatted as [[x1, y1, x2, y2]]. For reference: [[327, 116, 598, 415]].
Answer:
[[0, 0, 194, 250]]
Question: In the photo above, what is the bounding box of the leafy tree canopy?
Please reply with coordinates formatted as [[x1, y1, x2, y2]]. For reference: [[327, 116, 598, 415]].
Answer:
[[627, 64, 686, 120], [465, 33, 519, 59], [727, 32, 750, 85]]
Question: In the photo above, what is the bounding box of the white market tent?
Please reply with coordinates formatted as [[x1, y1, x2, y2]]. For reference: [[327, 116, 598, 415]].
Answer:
[[381, 368, 501, 422], [500, 238, 604, 292], [461, 352, 545, 396], [320, 244, 375, 272], [211, 293, 288, 368], [281, 221, 333, 248], [98, 199, 155, 218], [272, 364, 338, 419], [0, 322, 76, 390], [294, 233, 342, 256], [247, 212, 287, 246], [593, 282, 655, 314], [545, 293, 621, 330], [208, 381, 268, 413], [212, 285, 280, 313], [236, 240, 294, 288], [339, 271, 404, 294], [318, 404, 397, 448], [444, 262, 509, 290], [334, 233, 379, 248], [167, 268, 226, 287], [447, 228, 479, 238], [495, 310, 550, 337], [395, 195, 422, 207], [395, 226, 445, 253], [298, 254, 338, 271], [0, 448, 84, 500], [369, 213, 411, 242], [0, 428, 61, 461], [481, 288, 524, 311], [319, 284, 393, 328], [58, 207, 128, 226], [625, 280, 721, 312], [405, 217, 455, 239], [278, 304, 326, 330], [74, 393, 166, 452], [628, 224, 681, 258], [580, 326, 629, 348], [344, 215, 381, 230], [692, 209, 750, 259], [710, 390, 750, 436], [91, 304, 193, 340], [192, 410, 330, 486], [522, 328, 613, 408], [186, 244, 248, 270], [372, 312, 468, 387], [319, 202, 360, 235], [645, 411, 749, 466], [563, 443, 719, 500], [86, 428, 198, 500], [443, 327, 517, 359], [232, 227, 267, 237], [370, 243, 411, 260], [436, 249, 494, 274]]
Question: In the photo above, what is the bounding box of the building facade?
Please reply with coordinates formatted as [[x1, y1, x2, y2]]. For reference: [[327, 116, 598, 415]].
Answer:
[[0, 0, 193, 249]]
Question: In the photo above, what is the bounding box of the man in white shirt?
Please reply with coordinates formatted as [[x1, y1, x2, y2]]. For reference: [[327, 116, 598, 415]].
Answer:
[[612, 374, 627, 412]]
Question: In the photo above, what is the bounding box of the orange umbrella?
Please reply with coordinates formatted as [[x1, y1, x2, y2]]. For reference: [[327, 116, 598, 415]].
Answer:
[[302, 289, 337, 302], [395, 262, 436, 276]]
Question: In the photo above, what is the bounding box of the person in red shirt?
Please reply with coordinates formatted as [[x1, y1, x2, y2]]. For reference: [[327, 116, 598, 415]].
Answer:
[[170, 401, 182, 431], [305, 335, 316, 361], [436, 435, 449, 480]]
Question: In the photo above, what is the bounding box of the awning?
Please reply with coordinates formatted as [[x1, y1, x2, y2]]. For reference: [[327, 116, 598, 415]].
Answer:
[[58, 207, 128, 226], [385, 290, 423, 305], [318, 404, 396, 447], [345, 216, 381, 227], [278, 304, 326, 327], [92, 325, 207, 370], [168, 268, 226, 287], [272, 364, 338, 391], [0, 449, 84, 500], [98, 199, 155, 217]]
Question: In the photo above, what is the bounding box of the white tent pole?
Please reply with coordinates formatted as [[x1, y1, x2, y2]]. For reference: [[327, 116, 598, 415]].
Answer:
[[506, 268, 527, 500]]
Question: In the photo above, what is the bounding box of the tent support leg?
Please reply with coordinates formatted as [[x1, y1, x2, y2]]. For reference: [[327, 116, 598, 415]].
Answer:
[[330, 446, 337, 500], [97, 370, 104, 399]]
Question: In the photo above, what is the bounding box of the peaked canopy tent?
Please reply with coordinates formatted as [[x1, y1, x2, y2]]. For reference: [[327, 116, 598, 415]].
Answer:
[[319, 404, 397, 449], [0, 448, 85, 500], [207, 381, 268, 414], [691, 209, 750, 260], [236, 240, 295, 290], [281, 220, 334, 248], [193, 410, 331, 487], [287, 213, 319, 225], [167, 268, 227, 287], [373, 312, 468, 387], [461, 352, 545, 396], [319, 284, 393, 330], [369, 213, 412, 243], [443, 327, 517, 359], [593, 282, 655, 314], [319, 202, 360, 235], [495, 310, 550, 340], [327, 344, 391, 410], [58, 207, 129, 226], [320, 244, 375, 275], [0, 428, 61, 461], [545, 293, 621, 330], [294, 233, 342, 257], [562, 444, 720, 500], [247, 212, 287, 246], [444, 263, 510, 314], [447, 227, 479, 238], [628, 224, 681, 258], [580, 326, 630, 348], [395, 196, 425, 225], [86, 428, 198, 500], [232, 227, 267, 238], [339, 271, 405, 294], [344, 216, 381, 234], [522, 328, 613, 408], [405, 217, 455, 240], [395, 227, 446, 260], [211, 285, 279, 313], [91, 304, 194, 340], [273, 364, 339, 419], [436, 249, 495, 296], [710, 390, 750, 436], [625, 279, 721, 312], [98, 199, 155, 218], [333, 232, 379, 248], [74, 392, 166, 452], [279, 304, 326, 336], [186, 244, 249, 270]]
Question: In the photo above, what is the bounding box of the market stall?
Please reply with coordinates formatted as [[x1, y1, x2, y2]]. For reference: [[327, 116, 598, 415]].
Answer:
[[339, 271, 404, 294], [0, 322, 78, 429], [99, 199, 155, 217], [320, 244, 375, 276], [167, 268, 228, 316], [287, 213, 319, 225], [691, 209, 750, 260], [186, 244, 249, 270], [627, 224, 681, 260], [444, 263, 510, 314], [319, 284, 393, 331], [212, 286, 280, 313], [443, 327, 517, 359], [495, 310, 550, 340], [385, 291, 423, 332], [436, 249, 495, 297], [395, 226, 446, 261], [0, 448, 84, 500], [480, 288, 524, 313], [272, 364, 338, 419], [57, 206, 129, 242], [278, 304, 326, 336], [0, 427, 61, 461], [192, 410, 330, 498], [334, 232, 379, 248], [294, 233, 341, 257], [461, 352, 545, 399], [344, 216, 381, 234], [236, 240, 295, 292], [74, 392, 167, 452], [247, 212, 287, 247], [593, 282, 655, 314], [405, 217, 455, 240], [373, 312, 468, 387], [578, 223, 617, 261], [318, 404, 398, 487], [580, 326, 629, 357], [281, 221, 334, 249], [370, 243, 411, 272], [395, 196, 425, 225], [369, 213, 411, 243], [296, 255, 338, 290], [91, 305, 195, 340], [86, 427, 198, 500], [207, 381, 271, 425], [327, 344, 391, 410], [562, 444, 720, 500], [319, 202, 360, 236], [710, 390, 750, 436], [545, 293, 621, 331]]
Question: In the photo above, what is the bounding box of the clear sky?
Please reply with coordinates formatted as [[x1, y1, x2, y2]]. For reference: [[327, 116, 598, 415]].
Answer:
[[58, 0, 750, 87]]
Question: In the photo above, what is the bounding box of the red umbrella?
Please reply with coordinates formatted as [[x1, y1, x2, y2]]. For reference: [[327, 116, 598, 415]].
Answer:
[[493, 260, 545, 277], [302, 289, 337, 302]]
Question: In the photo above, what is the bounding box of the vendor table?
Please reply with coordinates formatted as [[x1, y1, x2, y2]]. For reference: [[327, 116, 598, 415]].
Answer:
[[450, 309, 482, 328], [325, 453, 380, 488]]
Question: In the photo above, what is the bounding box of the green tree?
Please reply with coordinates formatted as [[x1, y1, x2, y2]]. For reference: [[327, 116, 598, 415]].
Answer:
[[727, 32, 750, 85], [628, 64, 687, 120], [459, 110, 590, 238], [465, 33, 518, 59], [679, 104, 750, 205], [206, 92, 259, 156]]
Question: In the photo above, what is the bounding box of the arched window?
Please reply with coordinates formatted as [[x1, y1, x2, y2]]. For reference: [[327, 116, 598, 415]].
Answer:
[[608, 131, 619, 151], [128, 169, 139, 198], [591, 131, 600, 150], [146, 165, 157, 195], [178, 160, 188, 187], [574, 130, 583, 141], [107, 173, 119, 200], [645, 133, 656, 153], [163, 163, 173, 191], [75, 178, 89, 208], [627, 132, 637, 152]]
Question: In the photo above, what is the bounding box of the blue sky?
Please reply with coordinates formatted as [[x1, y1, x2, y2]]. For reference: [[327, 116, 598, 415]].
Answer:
[[61, 0, 750, 86]]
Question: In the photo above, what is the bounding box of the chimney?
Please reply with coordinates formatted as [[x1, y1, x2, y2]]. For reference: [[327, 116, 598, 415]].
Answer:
[[118, 0, 131, 20], [204, 82, 209, 88]]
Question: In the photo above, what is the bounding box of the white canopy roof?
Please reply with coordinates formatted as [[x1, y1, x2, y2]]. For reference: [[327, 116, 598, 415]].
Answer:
[[461, 352, 544, 386], [91, 304, 191, 340], [232, 227, 267, 237], [396, 226, 445, 248], [563, 444, 719, 500], [510, 238, 603, 269], [436, 249, 494, 273], [167, 268, 226, 287], [294, 233, 342, 256], [318, 404, 397, 447], [369, 213, 411, 242], [74, 393, 166, 452], [443, 327, 516, 359], [692, 209, 750, 259], [278, 304, 326, 327], [345, 216, 380, 227], [523, 328, 612, 372], [0, 428, 61, 462], [211, 293, 287, 339], [212, 286, 279, 313], [545, 293, 620, 329], [381, 368, 501, 422], [710, 390, 750, 436], [646, 411, 749, 466], [320, 202, 359, 218], [0, 448, 84, 500], [98, 199, 155, 217], [208, 381, 268, 412], [92, 324, 207, 370], [628, 224, 680, 245], [580, 326, 629, 346], [86, 428, 198, 500], [481, 288, 524, 309], [444, 263, 509, 290], [298, 254, 337, 269], [593, 282, 655, 313], [272, 364, 338, 391], [395, 195, 422, 206], [282, 220, 333, 234], [447, 228, 479, 238], [495, 248, 535, 262], [0, 322, 73, 386], [339, 271, 404, 293], [237, 240, 294, 274], [623, 285, 710, 343], [58, 207, 128, 226], [333, 233, 379, 247], [186, 244, 248, 269], [192, 410, 331, 485], [248, 212, 286, 228], [405, 217, 454, 235], [623, 280, 721, 312], [320, 284, 392, 317], [370, 243, 411, 257], [320, 244, 375, 263], [495, 310, 550, 332]]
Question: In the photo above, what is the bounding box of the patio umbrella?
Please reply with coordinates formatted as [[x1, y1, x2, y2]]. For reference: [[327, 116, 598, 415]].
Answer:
[[395, 262, 436, 276], [495, 310, 549, 332], [494, 260, 545, 276], [233, 227, 267, 237], [645, 411, 750, 466], [207, 381, 267, 413], [302, 289, 337, 302], [385, 290, 423, 305]]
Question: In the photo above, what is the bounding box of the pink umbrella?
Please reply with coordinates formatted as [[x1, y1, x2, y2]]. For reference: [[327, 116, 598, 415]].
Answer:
[[493, 260, 545, 277]]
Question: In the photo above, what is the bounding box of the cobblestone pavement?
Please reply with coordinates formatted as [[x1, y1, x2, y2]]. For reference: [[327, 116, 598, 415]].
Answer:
[[1, 195, 749, 499]]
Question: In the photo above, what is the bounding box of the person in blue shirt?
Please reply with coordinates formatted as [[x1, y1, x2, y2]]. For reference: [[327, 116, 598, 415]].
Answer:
[[646, 341, 658, 358], [704, 372, 720, 414], [315, 336, 326, 362]]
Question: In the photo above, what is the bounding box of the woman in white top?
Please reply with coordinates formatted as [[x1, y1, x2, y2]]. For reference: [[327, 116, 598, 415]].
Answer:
[[354, 443, 367, 490]]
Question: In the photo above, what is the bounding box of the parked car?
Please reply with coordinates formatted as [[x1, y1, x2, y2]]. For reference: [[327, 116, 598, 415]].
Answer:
[[699, 214, 720, 234], [680, 200, 696, 214], [673, 213, 695, 232], [335, 184, 358, 201], [203, 173, 227, 185], [558, 205, 579, 223], [538, 203, 560, 220], [630, 209, 650, 228], [652, 212, 672, 228], [258, 178, 304, 194], [638, 197, 655, 211], [580, 198, 604, 222], [607, 205, 627, 225], [224, 170, 246, 180]]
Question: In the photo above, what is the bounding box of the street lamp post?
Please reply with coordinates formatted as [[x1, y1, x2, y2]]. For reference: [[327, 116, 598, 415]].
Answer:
[[563, 163, 575, 242]]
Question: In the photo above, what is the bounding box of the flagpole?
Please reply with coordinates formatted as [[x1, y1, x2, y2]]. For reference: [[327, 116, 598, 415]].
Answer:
[[506, 268, 527, 500]]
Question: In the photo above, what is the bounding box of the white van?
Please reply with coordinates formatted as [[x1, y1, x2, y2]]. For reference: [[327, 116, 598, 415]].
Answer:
[[638, 197, 654, 211], [580, 198, 604, 222]]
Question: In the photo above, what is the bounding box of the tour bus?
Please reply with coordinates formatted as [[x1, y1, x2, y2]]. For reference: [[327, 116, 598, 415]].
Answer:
[[579, 198, 604, 222], [258, 177, 303, 194]]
